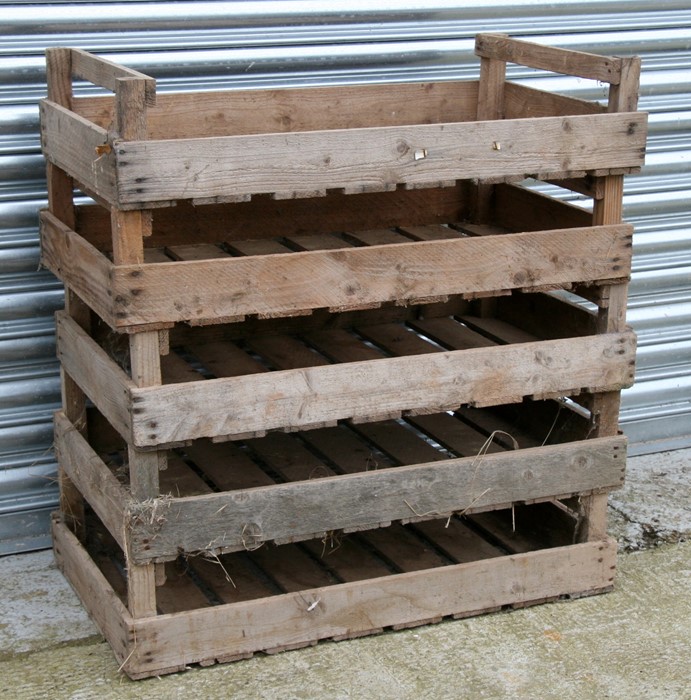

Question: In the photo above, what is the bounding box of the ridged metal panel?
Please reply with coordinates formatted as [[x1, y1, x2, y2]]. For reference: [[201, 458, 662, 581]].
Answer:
[[1, 1, 689, 553]]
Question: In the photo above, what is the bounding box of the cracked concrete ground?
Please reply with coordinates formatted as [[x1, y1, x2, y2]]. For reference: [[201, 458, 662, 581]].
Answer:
[[1, 448, 689, 699]]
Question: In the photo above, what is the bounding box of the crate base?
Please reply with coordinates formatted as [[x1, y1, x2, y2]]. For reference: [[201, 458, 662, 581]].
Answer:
[[53, 511, 616, 679]]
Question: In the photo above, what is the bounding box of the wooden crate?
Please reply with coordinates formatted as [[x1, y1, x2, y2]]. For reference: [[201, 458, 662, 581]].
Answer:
[[40, 182, 634, 330], [55, 295, 636, 449], [42, 33, 644, 679], [55, 394, 627, 565], [53, 501, 618, 679]]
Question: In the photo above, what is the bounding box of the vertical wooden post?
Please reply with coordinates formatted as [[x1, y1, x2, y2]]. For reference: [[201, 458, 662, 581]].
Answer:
[[105, 74, 163, 614], [474, 56, 506, 223], [580, 56, 641, 543], [126, 330, 162, 617], [474, 56, 506, 318], [45, 48, 89, 537]]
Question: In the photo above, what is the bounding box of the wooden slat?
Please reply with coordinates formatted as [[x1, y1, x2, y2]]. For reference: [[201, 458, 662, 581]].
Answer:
[[343, 229, 410, 246], [503, 82, 606, 119], [40, 210, 116, 326], [246, 335, 329, 370], [187, 340, 267, 378], [413, 518, 504, 563], [183, 440, 276, 491], [357, 323, 441, 356], [227, 239, 294, 256], [113, 112, 647, 205], [408, 316, 494, 351], [39, 100, 117, 204], [188, 553, 277, 604], [55, 312, 133, 441], [126, 435, 626, 564], [459, 315, 540, 345], [155, 560, 213, 614], [303, 328, 385, 363], [493, 183, 593, 232], [129, 331, 636, 446], [54, 411, 128, 551], [70, 48, 155, 103], [362, 525, 449, 571], [52, 518, 134, 668], [300, 425, 395, 474], [107, 223, 634, 327], [302, 537, 393, 582], [397, 224, 462, 241], [475, 33, 623, 84], [159, 456, 212, 498], [73, 81, 480, 139], [284, 233, 350, 251], [166, 244, 231, 261], [124, 539, 617, 677], [406, 412, 504, 457], [249, 544, 337, 592], [244, 432, 337, 481], [351, 421, 447, 465]]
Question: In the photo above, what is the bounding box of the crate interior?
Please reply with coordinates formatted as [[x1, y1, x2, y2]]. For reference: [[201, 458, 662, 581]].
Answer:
[[91, 291, 600, 404], [73, 180, 593, 259], [84, 499, 581, 616], [88, 390, 593, 509]]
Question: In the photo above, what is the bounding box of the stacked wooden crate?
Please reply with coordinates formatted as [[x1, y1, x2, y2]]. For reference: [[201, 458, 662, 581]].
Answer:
[[40, 34, 646, 678]]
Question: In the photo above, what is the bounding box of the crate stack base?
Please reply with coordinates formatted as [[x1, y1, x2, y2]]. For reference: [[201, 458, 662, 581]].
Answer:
[[40, 34, 646, 678]]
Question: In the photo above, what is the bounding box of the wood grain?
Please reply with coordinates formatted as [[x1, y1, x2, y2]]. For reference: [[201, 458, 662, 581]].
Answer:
[[129, 331, 636, 446], [475, 33, 622, 84], [114, 112, 646, 204], [106, 224, 633, 327], [127, 436, 626, 562]]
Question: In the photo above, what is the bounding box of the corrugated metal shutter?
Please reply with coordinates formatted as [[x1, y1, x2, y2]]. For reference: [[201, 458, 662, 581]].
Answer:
[[1, 1, 689, 553]]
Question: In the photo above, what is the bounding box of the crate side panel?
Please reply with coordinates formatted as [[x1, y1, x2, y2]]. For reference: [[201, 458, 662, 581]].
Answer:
[[126, 539, 616, 677], [115, 112, 647, 204], [131, 331, 636, 446], [110, 224, 632, 326], [128, 436, 626, 562]]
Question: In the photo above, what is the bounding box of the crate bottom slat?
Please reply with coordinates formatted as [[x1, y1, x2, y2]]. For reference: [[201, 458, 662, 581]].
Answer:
[[53, 506, 616, 680]]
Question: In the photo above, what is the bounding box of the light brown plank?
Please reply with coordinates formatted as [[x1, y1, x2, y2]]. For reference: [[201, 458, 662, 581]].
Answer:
[[40, 210, 116, 326], [475, 33, 622, 84], [114, 112, 647, 204], [54, 411, 128, 551], [129, 331, 636, 446], [55, 312, 133, 441], [52, 518, 134, 668], [124, 539, 617, 677], [108, 224, 634, 326], [39, 99, 117, 204], [73, 81, 480, 138]]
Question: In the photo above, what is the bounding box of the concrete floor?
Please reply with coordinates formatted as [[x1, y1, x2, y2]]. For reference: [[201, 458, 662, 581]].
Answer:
[[2, 448, 689, 699]]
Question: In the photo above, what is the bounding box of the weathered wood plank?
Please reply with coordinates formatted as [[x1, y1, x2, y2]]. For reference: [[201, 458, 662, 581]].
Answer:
[[127, 435, 625, 561], [70, 48, 155, 104], [114, 112, 646, 204], [128, 331, 636, 446], [475, 33, 622, 84], [54, 411, 129, 551], [56, 312, 134, 441], [108, 224, 634, 326], [494, 183, 593, 232], [40, 210, 116, 325], [503, 83, 605, 119], [73, 81, 480, 138], [123, 539, 616, 676], [52, 517, 134, 666], [39, 99, 117, 203]]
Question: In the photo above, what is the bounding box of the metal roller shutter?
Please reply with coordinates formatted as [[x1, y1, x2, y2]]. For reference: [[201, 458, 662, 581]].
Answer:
[[1, 1, 689, 553]]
